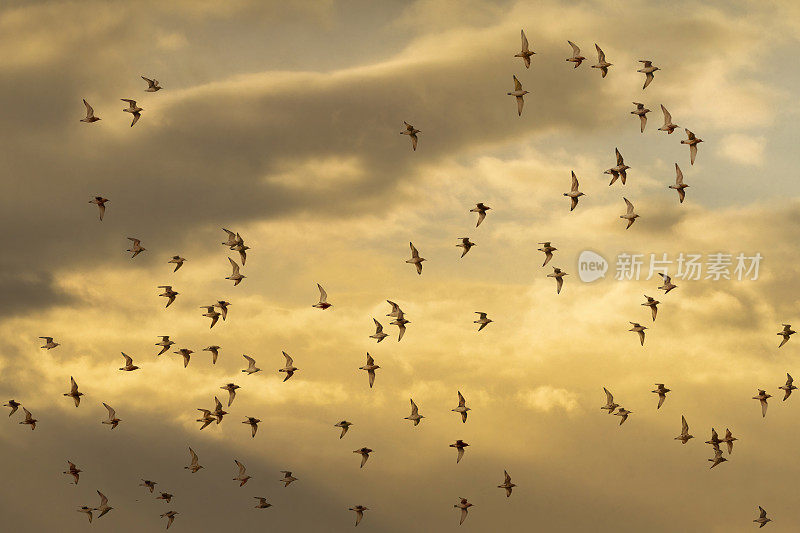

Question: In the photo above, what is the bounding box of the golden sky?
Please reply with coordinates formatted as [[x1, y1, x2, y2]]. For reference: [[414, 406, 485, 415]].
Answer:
[[2, 0, 800, 531]]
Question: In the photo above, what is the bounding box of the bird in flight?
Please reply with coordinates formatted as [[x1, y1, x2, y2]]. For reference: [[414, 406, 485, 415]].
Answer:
[[778, 324, 795, 347], [80, 99, 100, 123], [708, 448, 727, 469], [591, 44, 612, 77], [335, 420, 353, 439], [401, 121, 420, 151], [201, 306, 220, 328], [629, 322, 647, 346], [754, 506, 772, 528], [470, 203, 491, 227], [95, 491, 113, 518], [156, 336, 175, 355], [242, 354, 261, 374], [63, 461, 81, 484], [233, 460, 251, 486], [279, 351, 299, 382], [547, 267, 567, 294], [254, 497, 272, 509], [658, 104, 678, 133], [243, 416, 261, 438], [215, 300, 231, 320], [119, 352, 139, 371], [126, 237, 146, 258], [498, 470, 516, 497], [538, 242, 556, 267], [63, 377, 83, 407], [681, 129, 703, 165], [313, 283, 332, 309], [614, 407, 632, 425], [675, 415, 693, 444], [121, 99, 143, 127], [637, 60, 660, 89], [185, 447, 203, 473], [350, 505, 369, 527], [779, 373, 797, 400], [156, 492, 173, 503], [391, 310, 410, 342], [89, 196, 109, 220], [605, 148, 630, 185], [204, 345, 221, 364], [3, 399, 20, 417], [226, 257, 245, 285], [359, 353, 379, 388], [174, 348, 193, 368], [652, 383, 670, 409], [669, 163, 689, 203], [160, 511, 178, 530], [450, 439, 469, 463], [507, 75, 528, 116], [20, 407, 36, 430], [620, 197, 639, 229], [158, 286, 178, 308], [566, 41, 585, 67], [722, 428, 737, 454], [353, 447, 373, 468], [514, 29, 535, 68], [102, 403, 120, 429], [564, 171, 584, 211], [77, 505, 94, 523], [753, 389, 771, 417], [631, 102, 650, 133], [221, 383, 239, 406], [140, 479, 157, 493], [454, 498, 474, 525], [370, 318, 388, 343], [658, 273, 677, 294], [40, 336, 60, 350], [474, 312, 493, 331], [142, 76, 162, 92], [280, 471, 298, 487], [456, 237, 475, 258], [167, 255, 186, 272], [406, 242, 426, 274], [642, 295, 659, 321], [452, 391, 470, 423], [404, 399, 424, 426], [601, 388, 618, 414]]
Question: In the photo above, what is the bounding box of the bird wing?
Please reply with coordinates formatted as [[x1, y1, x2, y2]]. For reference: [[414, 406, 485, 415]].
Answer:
[[595, 43, 605, 62], [317, 283, 327, 302], [122, 352, 133, 365], [615, 148, 623, 165], [520, 30, 529, 52], [283, 351, 294, 366], [103, 403, 115, 418], [681, 415, 689, 433], [70, 377, 79, 393], [228, 257, 240, 275], [604, 387, 614, 403], [623, 197, 634, 214], [410, 399, 419, 415], [235, 460, 246, 475], [512, 75, 522, 91], [568, 40, 580, 56], [409, 242, 419, 258], [675, 163, 684, 184], [83, 99, 94, 117], [571, 171, 579, 192], [373, 318, 383, 333], [661, 104, 672, 124], [457, 391, 466, 407]]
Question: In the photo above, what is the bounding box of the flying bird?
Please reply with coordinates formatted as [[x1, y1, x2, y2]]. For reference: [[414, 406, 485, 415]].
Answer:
[[642, 295, 659, 321], [670, 163, 689, 203], [64, 377, 83, 407], [204, 345, 221, 364], [605, 148, 630, 185], [591, 44, 612, 77], [658, 273, 677, 294], [754, 506, 772, 528], [233, 460, 251, 486], [675, 415, 693, 444], [777, 324, 795, 347], [215, 300, 231, 320], [474, 312, 493, 331], [102, 403, 120, 429], [80, 99, 100, 123], [201, 306, 220, 328], [156, 336, 175, 355], [196, 409, 215, 430], [753, 389, 771, 417], [212, 397, 228, 424], [280, 471, 298, 487], [279, 351, 299, 382], [63, 461, 81, 484], [126, 237, 145, 258], [779, 373, 797, 400], [335, 420, 353, 439], [681, 129, 703, 165], [359, 353, 379, 388], [350, 505, 369, 527], [254, 497, 272, 509], [95, 491, 113, 518], [547, 267, 567, 294], [185, 447, 203, 473], [242, 354, 261, 374], [470, 203, 491, 227], [77, 506, 94, 523], [121, 99, 142, 127], [20, 407, 36, 430], [160, 511, 178, 530], [89, 196, 109, 220], [620, 197, 639, 229], [391, 310, 410, 342], [142, 76, 162, 92], [39, 336, 59, 350], [140, 480, 157, 493], [119, 352, 139, 371], [629, 322, 647, 346], [631, 102, 650, 133], [401, 121, 420, 151], [538, 242, 556, 267], [243, 416, 261, 438], [313, 284, 332, 309], [498, 470, 516, 497], [705, 428, 723, 450], [564, 171, 584, 211], [614, 407, 632, 425], [3, 399, 20, 417], [173, 348, 193, 368], [450, 440, 469, 463], [652, 383, 670, 409], [658, 104, 678, 133], [221, 383, 239, 406], [456, 237, 475, 258], [637, 60, 660, 89], [708, 448, 727, 469], [601, 388, 618, 414], [514, 29, 535, 68], [406, 242, 426, 274], [156, 492, 173, 504], [566, 41, 585, 67], [158, 286, 178, 308], [353, 447, 373, 468], [404, 399, 424, 426], [507, 75, 528, 116], [370, 318, 388, 343], [454, 498, 473, 525], [722, 428, 737, 454], [167, 255, 186, 272], [226, 257, 245, 285], [452, 391, 471, 423]]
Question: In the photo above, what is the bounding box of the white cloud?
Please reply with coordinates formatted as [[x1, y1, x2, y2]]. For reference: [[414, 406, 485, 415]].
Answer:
[[718, 133, 766, 165]]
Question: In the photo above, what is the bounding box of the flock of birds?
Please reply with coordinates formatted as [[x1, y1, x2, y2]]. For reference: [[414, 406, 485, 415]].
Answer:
[[4, 30, 787, 531]]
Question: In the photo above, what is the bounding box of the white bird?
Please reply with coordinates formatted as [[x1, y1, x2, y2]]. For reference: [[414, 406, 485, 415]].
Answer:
[[474, 312, 493, 331], [515, 29, 535, 68], [242, 354, 261, 374], [450, 439, 469, 463], [406, 242, 426, 274], [658, 104, 678, 133], [156, 336, 175, 355], [233, 460, 251, 486], [629, 322, 647, 346], [601, 387, 618, 414], [452, 391, 470, 423], [334, 420, 353, 439], [119, 352, 139, 371], [470, 203, 491, 227], [226, 257, 245, 285], [89, 196, 109, 220], [160, 511, 178, 530], [185, 447, 203, 473], [359, 353, 379, 388], [204, 345, 221, 364], [95, 491, 113, 518], [404, 399, 424, 426], [158, 286, 178, 307], [538, 242, 556, 267], [20, 407, 36, 430], [507, 75, 528, 116], [652, 383, 670, 409], [547, 267, 567, 294], [121, 99, 142, 127], [498, 470, 516, 497], [456, 237, 475, 258], [80, 99, 100, 123], [401, 121, 420, 151], [753, 389, 771, 417], [280, 471, 298, 487], [254, 497, 272, 509], [778, 324, 795, 347], [353, 447, 373, 468], [350, 505, 369, 527], [620, 197, 639, 229], [670, 163, 689, 203], [39, 336, 59, 350], [126, 237, 145, 258], [566, 40, 585, 67], [605, 148, 630, 186], [591, 44, 612, 77], [564, 171, 584, 211], [675, 415, 694, 444], [64, 377, 83, 407], [167, 255, 186, 272], [658, 273, 677, 294], [102, 403, 120, 429], [243, 416, 260, 438], [642, 295, 660, 321], [220, 383, 239, 406], [454, 498, 473, 525], [631, 102, 650, 133], [637, 60, 660, 89], [614, 407, 632, 425], [142, 76, 162, 92], [681, 129, 703, 165], [173, 348, 193, 368], [279, 351, 298, 381], [313, 284, 332, 309], [754, 506, 772, 528], [779, 373, 797, 400], [370, 318, 388, 343]]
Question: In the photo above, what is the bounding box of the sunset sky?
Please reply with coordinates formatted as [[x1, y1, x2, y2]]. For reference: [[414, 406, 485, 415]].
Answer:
[[2, 0, 800, 531]]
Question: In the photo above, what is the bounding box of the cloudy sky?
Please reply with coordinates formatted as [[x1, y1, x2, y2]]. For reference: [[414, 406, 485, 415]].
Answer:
[[2, 0, 800, 530]]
